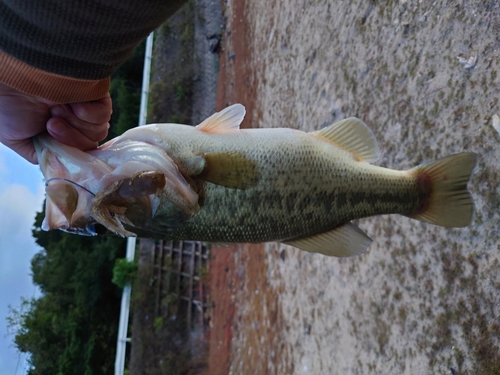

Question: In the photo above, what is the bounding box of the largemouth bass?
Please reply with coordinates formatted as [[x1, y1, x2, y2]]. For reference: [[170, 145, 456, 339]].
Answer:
[[34, 104, 477, 257]]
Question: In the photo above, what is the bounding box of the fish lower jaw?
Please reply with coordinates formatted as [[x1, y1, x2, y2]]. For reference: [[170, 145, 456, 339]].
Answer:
[[90, 205, 137, 237]]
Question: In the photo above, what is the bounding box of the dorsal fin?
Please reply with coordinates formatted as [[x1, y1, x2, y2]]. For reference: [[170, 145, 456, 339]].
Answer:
[[196, 104, 246, 133], [310, 117, 380, 163]]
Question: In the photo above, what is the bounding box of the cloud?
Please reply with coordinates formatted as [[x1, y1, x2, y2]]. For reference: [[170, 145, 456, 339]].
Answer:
[[0, 136, 47, 375], [0, 144, 44, 195], [0, 184, 44, 277]]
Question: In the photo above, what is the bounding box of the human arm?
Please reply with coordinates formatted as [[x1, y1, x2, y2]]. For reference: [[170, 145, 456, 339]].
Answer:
[[0, 0, 187, 163]]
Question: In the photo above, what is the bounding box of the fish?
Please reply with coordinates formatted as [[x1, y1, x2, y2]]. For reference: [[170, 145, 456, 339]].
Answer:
[[34, 104, 477, 257]]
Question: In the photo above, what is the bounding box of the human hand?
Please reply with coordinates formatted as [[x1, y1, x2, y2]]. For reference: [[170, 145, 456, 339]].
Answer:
[[0, 82, 112, 164]]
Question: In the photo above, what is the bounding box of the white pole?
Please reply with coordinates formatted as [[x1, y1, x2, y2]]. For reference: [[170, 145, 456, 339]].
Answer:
[[139, 34, 154, 127], [114, 31, 154, 375]]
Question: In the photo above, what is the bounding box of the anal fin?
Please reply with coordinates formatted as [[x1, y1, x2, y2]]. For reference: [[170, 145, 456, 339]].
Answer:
[[283, 223, 372, 257]]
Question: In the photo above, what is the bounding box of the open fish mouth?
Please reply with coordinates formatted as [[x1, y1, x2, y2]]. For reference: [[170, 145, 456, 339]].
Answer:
[[35, 133, 200, 237]]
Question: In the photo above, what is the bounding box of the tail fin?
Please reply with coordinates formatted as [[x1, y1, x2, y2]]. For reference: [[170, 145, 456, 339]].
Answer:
[[408, 152, 477, 227]]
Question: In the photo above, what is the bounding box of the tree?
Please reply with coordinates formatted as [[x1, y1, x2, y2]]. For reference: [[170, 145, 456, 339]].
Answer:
[[8, 210, 126, 375]]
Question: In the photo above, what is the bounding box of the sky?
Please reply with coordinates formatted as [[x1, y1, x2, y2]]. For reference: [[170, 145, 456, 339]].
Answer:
[[0, 144, 45, 375]]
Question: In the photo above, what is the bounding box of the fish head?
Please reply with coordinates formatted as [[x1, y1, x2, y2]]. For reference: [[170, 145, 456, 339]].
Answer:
[[34, 133, 199, 237]]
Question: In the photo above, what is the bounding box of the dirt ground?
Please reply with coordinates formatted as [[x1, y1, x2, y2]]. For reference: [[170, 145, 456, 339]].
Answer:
[[209, 1, 500, 374], [207, 0, 276, 373]]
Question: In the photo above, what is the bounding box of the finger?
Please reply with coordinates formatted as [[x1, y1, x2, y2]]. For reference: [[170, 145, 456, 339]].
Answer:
[[47, 117, 99, 151], [70, 95, 112, 124], [50, 104, 109, 142], [1, 138, 38, 164]]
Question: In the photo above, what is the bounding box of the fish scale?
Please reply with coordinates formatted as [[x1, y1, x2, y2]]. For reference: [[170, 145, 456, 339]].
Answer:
[[35, 104, 476, 257], [125, 126, 424, 243]]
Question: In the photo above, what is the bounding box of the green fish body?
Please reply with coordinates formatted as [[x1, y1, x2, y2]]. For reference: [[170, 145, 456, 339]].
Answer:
[[35, 104, 476, 256]]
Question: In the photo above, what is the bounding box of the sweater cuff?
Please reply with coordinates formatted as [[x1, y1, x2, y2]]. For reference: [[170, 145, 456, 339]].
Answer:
[[0, 50, 110, 103]]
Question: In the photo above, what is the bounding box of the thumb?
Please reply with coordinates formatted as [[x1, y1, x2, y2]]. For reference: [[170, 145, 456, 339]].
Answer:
[[70, 95, 112, 124]]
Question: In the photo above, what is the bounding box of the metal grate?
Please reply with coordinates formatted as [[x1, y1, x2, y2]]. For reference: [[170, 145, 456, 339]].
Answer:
[[151, 240, 209, 329]]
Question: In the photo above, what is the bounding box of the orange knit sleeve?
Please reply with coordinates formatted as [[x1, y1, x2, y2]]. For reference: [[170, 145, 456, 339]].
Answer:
[[0, 50, 110, 103]]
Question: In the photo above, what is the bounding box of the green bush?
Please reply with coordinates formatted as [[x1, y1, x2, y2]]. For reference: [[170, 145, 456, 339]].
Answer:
[[112, 259, 138, 288]]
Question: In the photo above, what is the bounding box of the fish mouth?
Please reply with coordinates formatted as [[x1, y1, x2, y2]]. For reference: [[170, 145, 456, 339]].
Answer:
[[43, 170, 199, 238], [36, 132, 201, 237]]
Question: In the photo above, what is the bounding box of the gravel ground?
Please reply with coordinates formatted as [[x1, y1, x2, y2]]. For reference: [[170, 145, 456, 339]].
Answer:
[[226, 1, 500, 374]]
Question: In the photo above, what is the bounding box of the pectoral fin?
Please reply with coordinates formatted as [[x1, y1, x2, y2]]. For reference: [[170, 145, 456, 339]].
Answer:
[[310, 117, 380, 163], [199, 152, 260, 189], [283, 223, 372, 257]]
